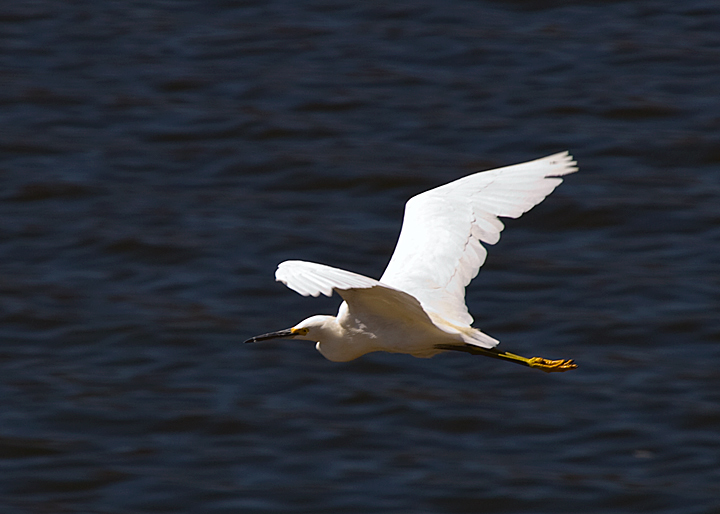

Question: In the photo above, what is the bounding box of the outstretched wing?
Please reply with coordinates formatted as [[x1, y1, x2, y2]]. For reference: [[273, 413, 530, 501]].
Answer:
[[276, 260, 379, 297], [379, 151, 577, 326], [275, 259, 433, 325]]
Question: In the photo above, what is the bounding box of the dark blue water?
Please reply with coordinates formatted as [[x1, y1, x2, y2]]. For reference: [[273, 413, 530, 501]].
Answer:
[[2, 1, 719, 512]]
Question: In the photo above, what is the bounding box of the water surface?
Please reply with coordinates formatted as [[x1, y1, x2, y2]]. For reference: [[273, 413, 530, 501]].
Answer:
[[1, 1, 719, 512]]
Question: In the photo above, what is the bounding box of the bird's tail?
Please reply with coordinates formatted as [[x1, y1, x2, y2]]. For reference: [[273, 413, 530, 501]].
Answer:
[[428, 312, 499, 349], [461, 328, 499, 349]]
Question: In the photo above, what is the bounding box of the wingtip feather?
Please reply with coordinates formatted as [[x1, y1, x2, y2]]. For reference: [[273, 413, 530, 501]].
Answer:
[[275, 260, 379, 298]]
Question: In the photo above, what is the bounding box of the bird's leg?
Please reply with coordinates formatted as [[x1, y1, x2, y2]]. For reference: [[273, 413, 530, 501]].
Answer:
[[505, 352, 577, 373], [434, 344, 577, 373]]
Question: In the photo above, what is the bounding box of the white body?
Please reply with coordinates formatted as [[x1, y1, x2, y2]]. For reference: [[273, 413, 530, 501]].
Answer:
[[287, 275, 478, 362], [266, 152, 578, 362]]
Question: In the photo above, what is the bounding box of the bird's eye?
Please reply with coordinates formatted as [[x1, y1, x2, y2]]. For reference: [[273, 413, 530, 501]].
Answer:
[[291, 327, 309, 336]]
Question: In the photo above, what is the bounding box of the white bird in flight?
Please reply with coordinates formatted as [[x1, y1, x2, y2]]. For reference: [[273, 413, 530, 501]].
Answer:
[[246, 152, 578, 372]]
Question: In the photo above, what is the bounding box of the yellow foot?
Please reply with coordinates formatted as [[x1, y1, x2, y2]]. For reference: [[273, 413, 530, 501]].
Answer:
[[527, 357, 578, 373]]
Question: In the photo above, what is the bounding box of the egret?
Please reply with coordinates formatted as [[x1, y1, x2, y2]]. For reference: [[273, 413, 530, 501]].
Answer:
[[246, 152, 578, 372]]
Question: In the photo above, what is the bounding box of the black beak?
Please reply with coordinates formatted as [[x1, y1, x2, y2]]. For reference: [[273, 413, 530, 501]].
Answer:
[[244, 328, 296, 344]]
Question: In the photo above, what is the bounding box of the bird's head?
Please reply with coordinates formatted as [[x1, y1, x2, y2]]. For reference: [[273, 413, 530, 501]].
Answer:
[[244, 315, 336, 344]]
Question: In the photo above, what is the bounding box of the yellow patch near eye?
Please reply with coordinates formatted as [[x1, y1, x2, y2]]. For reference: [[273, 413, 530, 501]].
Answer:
[[291, 327, 309, 335]]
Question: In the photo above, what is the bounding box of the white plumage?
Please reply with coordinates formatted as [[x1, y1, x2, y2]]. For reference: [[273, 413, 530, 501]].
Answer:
[[247, 152, 578, 372]]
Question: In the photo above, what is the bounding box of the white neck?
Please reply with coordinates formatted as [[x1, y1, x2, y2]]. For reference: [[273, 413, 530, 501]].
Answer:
[[294, 315, 373, 362]]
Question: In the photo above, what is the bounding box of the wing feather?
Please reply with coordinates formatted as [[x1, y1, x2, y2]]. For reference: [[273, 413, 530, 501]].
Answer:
[[276, 260, 380, 297], [380, 151, 577, 326], [275, 260, 434, 327]]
